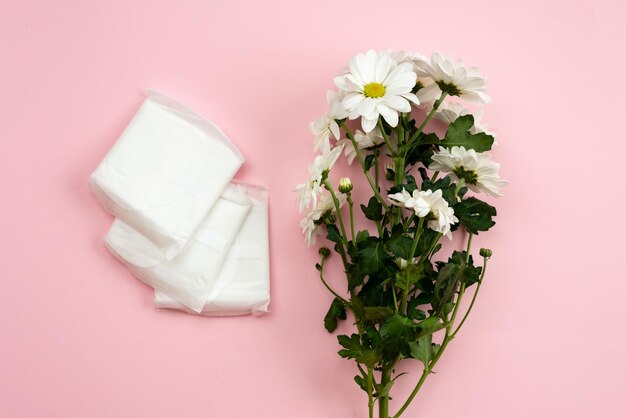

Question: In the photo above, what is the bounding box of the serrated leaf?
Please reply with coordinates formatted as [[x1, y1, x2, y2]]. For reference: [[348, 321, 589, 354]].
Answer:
[[324, 298, 346, 333], [386, 227, 414, 260], [380, 314, 417, 359], [326, 224, 343, 244], [358, 238, 390, 275], [355, 230, 370, 244], [394, 264, 424, 294], [454, 197, 497, 235], [354, 375, 367, 391], [415, 317, 445, 338], [360, 197, 383, 222], [441, 115, 494, 152], [364, 306, 395, 322], [409, 334, 439, 369], [337, 334, 381, 367]]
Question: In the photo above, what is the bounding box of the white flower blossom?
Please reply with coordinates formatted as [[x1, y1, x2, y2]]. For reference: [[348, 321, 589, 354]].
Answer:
[[300, 192, 346, 246], [388, 188, 458, 238], [295, 146, 344, 212], [412, 52, 490, 105], [429, 146, 507, 197], [310, 90, 348, 153], [336, 129, 383, 165], [334, 49, 419, 133]]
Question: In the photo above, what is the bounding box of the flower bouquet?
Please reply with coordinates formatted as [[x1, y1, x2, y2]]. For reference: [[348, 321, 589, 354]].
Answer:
[[297, 50, 505, 417]]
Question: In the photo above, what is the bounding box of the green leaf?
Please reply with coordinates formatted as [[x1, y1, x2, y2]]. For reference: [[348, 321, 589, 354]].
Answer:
[[337, 334, 381, 367], [358, 237, 391, 275], [364, 154, 376, 171], [386, 227, 414, 260], [364, 306, 395, 322], [409, 334, 439, 369], [354, 375, 367, 392], [394, 264, 424, 294], [324, 298, 346, 333], [454, 197, 497, 235], [415, 317, 445, 338], [380, 314, 417, 359], [441, 115, 494, 152], [360, 197, 383, 222], [355, 230, 370, 244], [406, 298, 426, 320], [326, 224, 343, 244]]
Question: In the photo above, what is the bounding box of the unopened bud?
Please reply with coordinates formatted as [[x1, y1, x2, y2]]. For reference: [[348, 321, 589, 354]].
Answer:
[[319, 247, 331, 258], [338, 177, 353, 193], [479, 248, 492, 258]]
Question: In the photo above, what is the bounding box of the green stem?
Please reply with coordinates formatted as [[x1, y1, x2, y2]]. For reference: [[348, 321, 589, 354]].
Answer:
[[378, 119, 395, 156], [454, 178, 466, 199], [324, 180, 348, 246], [451, 256, 488, 338], [367, 367, 375, 418], [403, 214, 415, 230], [430, 170, 439, 182], [408, 218, 425, 261], [407, 92, 448, 146], [347, 194, 356, 241], [393, 233, 474, 418], [317, 256, 348, 305], [379, 367, 391, 418], [338, 120, 390, 211]]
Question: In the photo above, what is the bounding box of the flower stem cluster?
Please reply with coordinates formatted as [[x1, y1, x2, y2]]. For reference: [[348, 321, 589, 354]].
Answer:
[[297, 49, 505, 418]]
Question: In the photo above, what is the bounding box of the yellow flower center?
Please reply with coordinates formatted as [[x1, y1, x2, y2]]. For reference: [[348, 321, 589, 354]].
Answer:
[[363, 82, 386, 98]]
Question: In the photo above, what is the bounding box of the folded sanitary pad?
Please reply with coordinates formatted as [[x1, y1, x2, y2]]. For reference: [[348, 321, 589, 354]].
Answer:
[[90, 91, 244, 261], [154, 182, 270, 316], [105, 183, 252, 313]]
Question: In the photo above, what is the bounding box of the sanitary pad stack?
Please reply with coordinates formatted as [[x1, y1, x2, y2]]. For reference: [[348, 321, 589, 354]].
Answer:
[[90, 91, 270, 316]]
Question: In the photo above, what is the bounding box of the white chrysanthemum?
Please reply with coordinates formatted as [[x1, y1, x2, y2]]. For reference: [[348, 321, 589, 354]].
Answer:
[[311, 116, 340, 153], [310, 91, 349, 153], [295, 146, 344, 212], [412, 52, 490, 105], [334, 49, 419, 133], [300, 192, 346, 246], [336, 129, 383, 165], [429, 146, 507, 197], [388, 188, 458, 238], [432, 102, 495, 138]]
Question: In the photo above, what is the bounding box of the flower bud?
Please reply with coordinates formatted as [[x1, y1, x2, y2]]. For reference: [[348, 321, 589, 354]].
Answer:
[[319, 247, 331, 258], [479, 248, 492, 258], [338, 177, 353, 193]]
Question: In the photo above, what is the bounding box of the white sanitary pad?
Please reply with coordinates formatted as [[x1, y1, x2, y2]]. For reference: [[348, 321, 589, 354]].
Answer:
[[154, 182, 270, 316], [105, 183, 252, 312], [89, 90, 244, 261]]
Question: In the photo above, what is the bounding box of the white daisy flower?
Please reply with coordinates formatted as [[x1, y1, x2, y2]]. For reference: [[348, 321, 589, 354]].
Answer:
[[300, 192, 346, 246], [336, 129, 383, 165], [388, 188, 458, 238], [311, 116, 340, 153], [334, 49, 419, 133], [432, 102, 495, 138], [295, 146, 344, 212], [412, 52, 490, 105], [429, 146, 507, 197], [310, 91, 349, 153]]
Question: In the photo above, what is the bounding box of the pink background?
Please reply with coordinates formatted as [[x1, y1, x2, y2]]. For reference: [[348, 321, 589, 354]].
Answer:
[[1, 0, 625, 417]]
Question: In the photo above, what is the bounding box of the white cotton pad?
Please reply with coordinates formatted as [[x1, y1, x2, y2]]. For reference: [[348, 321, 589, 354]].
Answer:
[[89, 90, 244, 261], [153, 182, 270, 316], [104, 183, 252, 313]]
